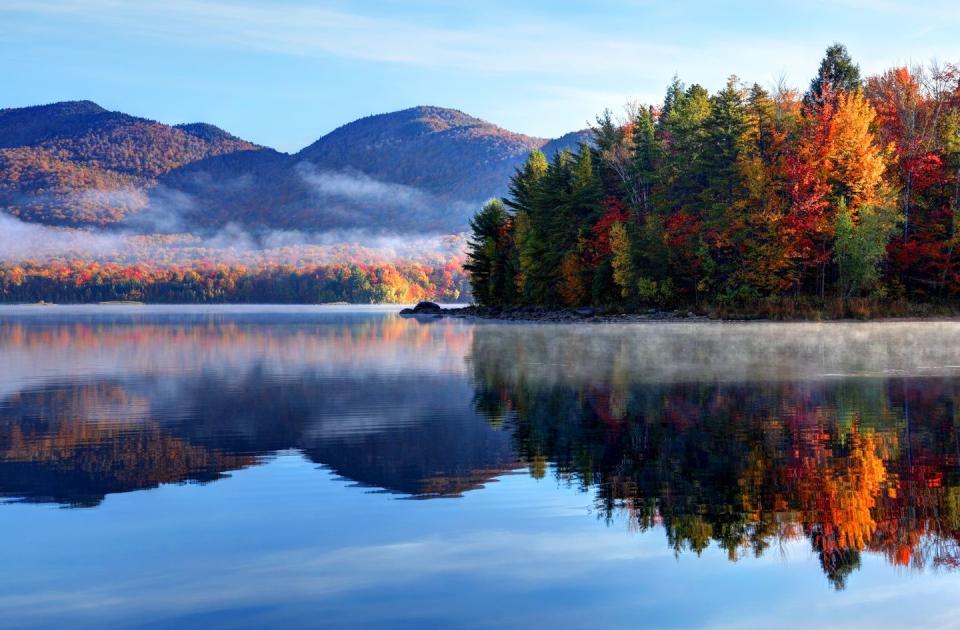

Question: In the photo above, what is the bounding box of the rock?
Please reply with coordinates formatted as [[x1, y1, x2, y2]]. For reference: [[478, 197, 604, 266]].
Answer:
[[400, 301, 443, 317], [413, 301, 441, 313]]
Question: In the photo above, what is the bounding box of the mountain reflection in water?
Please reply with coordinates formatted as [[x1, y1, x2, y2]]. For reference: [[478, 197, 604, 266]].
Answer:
[[1, 307, 959, 591]]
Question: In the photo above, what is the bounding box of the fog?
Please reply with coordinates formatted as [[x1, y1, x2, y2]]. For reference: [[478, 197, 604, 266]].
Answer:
[[470, 320, 960, 384], [0, 210, 466, 266], [295, 163, 476, 220], [0, 164, 479, 266]]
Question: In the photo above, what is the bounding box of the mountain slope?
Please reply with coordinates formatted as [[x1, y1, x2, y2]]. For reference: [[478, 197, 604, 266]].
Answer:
[[0, 101, 259, 226], [0, 101, 591, 232], [159, 106, 592, 233], [298, 106, 545, 202]]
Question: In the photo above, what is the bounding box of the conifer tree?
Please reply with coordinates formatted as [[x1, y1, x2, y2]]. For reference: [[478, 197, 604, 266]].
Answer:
[[807, 43, 861, 107], [465, 199, 511, 306]]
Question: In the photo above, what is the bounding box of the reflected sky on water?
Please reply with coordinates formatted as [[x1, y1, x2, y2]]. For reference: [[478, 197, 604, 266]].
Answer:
[[1, 306, 959, 628]]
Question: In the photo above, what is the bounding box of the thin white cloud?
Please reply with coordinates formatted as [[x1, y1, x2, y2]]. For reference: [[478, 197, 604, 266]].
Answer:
[[1, 0, 680, 76], [4, 0, 959, 141], [0, 0, 821, 86]]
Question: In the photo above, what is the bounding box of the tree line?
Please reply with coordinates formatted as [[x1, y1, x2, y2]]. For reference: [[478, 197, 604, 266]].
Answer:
[[0, 260, 468, 304], [466, 45, 960, 313]]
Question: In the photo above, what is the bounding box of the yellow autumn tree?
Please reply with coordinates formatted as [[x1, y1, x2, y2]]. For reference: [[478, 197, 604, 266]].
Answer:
[[828, 90, 893, 210]]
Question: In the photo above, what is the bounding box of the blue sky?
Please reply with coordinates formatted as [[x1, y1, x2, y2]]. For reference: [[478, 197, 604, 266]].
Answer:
[[3, 0, 959, 152]]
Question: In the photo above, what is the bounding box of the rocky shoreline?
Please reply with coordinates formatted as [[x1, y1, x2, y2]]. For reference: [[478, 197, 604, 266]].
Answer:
[[399, 301, 720, 322]]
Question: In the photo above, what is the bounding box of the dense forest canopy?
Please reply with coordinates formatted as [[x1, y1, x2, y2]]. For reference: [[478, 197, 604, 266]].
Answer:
[[467, 44, 960, 314]]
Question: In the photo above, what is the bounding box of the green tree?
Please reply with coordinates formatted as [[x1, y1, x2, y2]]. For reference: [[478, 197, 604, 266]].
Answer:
[[609, 221, 636, 302], [660, 83, 712, 214], [807, 43, 861, 107], [506, 151, 549, 304], [834, 199, 900, 296], [465, 199, 511, 306], [701, 77, 749, 216], [631, 106, 661, 216]]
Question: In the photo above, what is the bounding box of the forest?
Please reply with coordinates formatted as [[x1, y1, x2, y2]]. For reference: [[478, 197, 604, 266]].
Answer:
[[466, 45, 960, 316], [0, 259, 468, 304]]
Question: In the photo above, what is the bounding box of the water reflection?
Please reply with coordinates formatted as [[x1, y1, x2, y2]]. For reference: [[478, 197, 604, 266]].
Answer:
[[0, 309, 517, 505], [470, 325, 960, 589], [1, 308, 959, 590]]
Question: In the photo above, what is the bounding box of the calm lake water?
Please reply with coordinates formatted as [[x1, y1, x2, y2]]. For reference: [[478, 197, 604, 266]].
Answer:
[[2, 305, 960, 628]]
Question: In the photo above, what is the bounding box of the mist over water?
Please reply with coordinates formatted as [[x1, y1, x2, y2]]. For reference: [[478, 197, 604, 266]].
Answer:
[[470, 320, 960, 383]]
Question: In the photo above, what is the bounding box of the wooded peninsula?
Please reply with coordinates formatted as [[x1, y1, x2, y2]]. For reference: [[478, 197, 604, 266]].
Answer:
[[465, 44, 960, 319]]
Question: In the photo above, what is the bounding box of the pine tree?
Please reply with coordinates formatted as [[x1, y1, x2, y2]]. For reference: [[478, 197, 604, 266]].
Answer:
[[661, 83, 712, 215], [701, 76, 749, 216], [631, 106, 660, 217], [465, 199, 511, 306], [807, 43, 861, 107], [505, 151, 548, 303]]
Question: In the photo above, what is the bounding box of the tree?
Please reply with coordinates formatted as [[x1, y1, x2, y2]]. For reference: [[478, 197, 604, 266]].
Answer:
[[700, 77, 750, 291], [660, 83, 712, 214], [834, 199, 900, 296], [631, 106, 661, 217], [506, 151, 548, 304], [807, 43, 861, 107], [828, 89, 891, 209], [464, 199, 511, 306], [609, 221, 635, 302]]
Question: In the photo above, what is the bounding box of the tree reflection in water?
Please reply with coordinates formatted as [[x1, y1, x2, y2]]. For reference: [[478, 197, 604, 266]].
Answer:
[[1, 312, 959, 589], [468, 326, 960, 589]]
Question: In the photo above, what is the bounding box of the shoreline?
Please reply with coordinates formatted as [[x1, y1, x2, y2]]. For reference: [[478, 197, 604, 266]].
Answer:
[[399, 302, 960, 323], [403, 304, 714, 322]]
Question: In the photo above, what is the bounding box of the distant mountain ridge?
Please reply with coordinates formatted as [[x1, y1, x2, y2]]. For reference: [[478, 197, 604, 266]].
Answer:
[[0, 101, 591, 233]]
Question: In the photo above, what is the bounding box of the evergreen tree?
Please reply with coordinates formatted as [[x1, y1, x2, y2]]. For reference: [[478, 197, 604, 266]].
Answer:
[[505, 151, 549, 303], [465, 199, 511, 306], [807, 43, 861, 107], [504, 150, 548, 215], [631, 106, 661, 216], [701, 76, 749, 215], [660, 83, 712, 214], [535, 150, 576, 305]]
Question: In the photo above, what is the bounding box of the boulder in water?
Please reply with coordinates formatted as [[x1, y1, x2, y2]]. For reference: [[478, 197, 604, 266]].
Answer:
[[400, 301, 443, 316]]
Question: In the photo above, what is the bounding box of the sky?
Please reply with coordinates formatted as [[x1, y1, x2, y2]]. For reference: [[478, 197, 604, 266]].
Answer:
[[2, 0, 960, 152]]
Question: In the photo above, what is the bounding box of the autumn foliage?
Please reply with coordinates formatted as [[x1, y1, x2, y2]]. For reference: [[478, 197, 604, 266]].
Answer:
[[0, 259, 468, 304], [467, 45, 960, 310]]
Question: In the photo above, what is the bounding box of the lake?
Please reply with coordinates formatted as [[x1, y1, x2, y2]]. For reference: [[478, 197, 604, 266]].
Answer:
[[1, 305, 959, 628]]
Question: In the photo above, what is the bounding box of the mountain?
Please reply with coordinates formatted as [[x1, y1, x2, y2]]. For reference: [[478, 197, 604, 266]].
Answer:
[[298, 106, 545, 202], [0, 102, 591, 233], [0, 101, 259, 226], [158, 106, 593, 233]]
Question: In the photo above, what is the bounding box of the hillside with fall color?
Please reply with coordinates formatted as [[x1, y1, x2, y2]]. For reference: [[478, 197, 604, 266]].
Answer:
[[0, 101, 590, 233], [0, 101, 260, 226]]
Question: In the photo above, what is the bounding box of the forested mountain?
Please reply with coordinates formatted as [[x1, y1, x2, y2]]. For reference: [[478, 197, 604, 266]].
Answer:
[[0, 101, 260, 226], [0, 101, 588, 233], [156, 106, 591, 233]]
